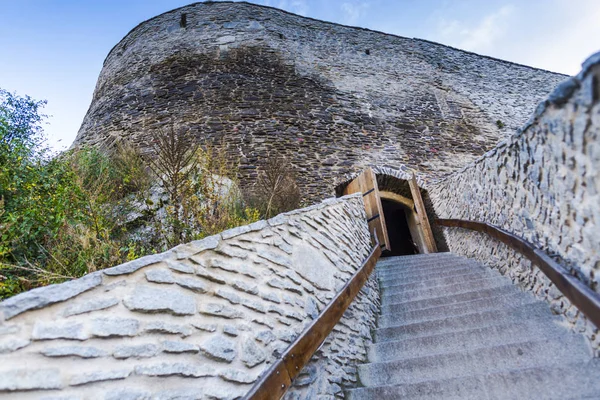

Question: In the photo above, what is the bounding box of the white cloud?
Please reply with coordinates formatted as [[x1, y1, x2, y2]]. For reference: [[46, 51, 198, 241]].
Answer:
[[340, 1, 371, 25], [436, 5, 515, 52], [519, 1, 600, 75], [260, 0, 309, 16]]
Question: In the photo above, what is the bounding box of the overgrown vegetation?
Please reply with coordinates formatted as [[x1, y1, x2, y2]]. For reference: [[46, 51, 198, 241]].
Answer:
[[146, 128, 260, 248], [248, 153, 301, 219], [0, 90, 299, 299]]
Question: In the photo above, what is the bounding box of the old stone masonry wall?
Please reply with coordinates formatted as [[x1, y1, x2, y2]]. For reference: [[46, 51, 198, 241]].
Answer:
[[430, 53, 600, 350], [0, 194, 379, 399], [73, 1, 565, 201]]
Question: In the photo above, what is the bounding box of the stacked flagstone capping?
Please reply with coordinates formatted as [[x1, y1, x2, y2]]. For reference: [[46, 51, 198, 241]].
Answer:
[[0, 194, 379, 399], [429, 53, 600, 351], [73, 1, 566, 201]]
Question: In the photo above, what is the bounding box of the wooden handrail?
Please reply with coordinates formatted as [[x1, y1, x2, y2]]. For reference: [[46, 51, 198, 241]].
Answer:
[[437, 218, 600, 329], [244, 236, 382, 400]]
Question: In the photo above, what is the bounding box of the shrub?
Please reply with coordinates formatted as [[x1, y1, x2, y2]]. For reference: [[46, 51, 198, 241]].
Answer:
[[146, 128, 260, 247], [0, 90, 152, 297], [249, 153, 301, 218], [0, 88, 263, 299]]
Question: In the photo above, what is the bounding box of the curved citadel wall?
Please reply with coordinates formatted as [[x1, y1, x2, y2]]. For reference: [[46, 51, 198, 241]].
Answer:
[[74, 1, 566, 201]]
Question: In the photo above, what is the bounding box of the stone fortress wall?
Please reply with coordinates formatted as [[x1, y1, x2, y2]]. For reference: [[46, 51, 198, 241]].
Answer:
[[74, 1, 566, 201], [429, 54, 600, 351], [0, 195, 379, 399]]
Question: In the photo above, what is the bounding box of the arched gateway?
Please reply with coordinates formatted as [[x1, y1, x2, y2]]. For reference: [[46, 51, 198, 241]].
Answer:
[[336, 168, 440, 257]]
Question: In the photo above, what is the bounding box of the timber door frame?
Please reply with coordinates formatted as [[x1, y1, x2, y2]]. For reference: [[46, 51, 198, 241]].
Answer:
[[408, 173, 438, 253], [342, 168, 390, 251]]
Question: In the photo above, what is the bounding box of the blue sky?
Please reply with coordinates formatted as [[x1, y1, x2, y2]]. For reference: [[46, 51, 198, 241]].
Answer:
[[1, 0, 599, 151]]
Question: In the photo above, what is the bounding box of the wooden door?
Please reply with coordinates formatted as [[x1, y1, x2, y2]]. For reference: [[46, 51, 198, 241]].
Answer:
[[408, 174, 438, 253], [343, 168, 390, 251]]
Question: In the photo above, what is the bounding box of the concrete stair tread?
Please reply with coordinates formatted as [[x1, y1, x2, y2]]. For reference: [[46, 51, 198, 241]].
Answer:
[[358, 337, 591, 387], [381, 284, 521, 311], [376, 253, 463, 266], [347, 361, 600, 400], [377, 262, 485, 279], [369, 320, 571, 362], [382, 277, 514, 304], [381, 274, 509, 297], [377, 262, 487, 280], [378, 292, 537, 326], [375, 302, 557, 342], [380, 270, 506, 291], [351, 253, 598, 399]]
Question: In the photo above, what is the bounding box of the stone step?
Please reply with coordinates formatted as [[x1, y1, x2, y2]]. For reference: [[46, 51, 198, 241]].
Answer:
[[358, 336, 591, 387], [347, 361, 600, 400], [381, 284, 519, 312], [381, 276, 512, 305], [378, 293, 537, 328], [376, 260, 483, 277], [375, 302, 553, 342], [380, 270, 498, 291], [376, 256, 466, 272], [378, 264, 487, 283], [369, 320, 570, 362], [376, 253, 462, 267], [381, 270, 495, 289], [377, 261, 482, 278]]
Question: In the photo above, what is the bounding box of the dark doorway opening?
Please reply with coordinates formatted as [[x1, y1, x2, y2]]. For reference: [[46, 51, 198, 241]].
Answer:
[[381, 199, 417, 257]]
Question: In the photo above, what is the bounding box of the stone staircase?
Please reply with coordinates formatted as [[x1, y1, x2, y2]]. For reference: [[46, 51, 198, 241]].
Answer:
[[346, 253, 600, 399]]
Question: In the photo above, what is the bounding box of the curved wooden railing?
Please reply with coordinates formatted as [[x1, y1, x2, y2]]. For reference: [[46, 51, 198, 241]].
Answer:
[[437, 219, 600, 328], [244, 236, 382, 400]]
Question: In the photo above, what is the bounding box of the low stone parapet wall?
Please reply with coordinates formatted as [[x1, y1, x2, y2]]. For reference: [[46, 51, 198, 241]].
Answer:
[[0, 194, 379, 399], [430, 53, 600, 351]]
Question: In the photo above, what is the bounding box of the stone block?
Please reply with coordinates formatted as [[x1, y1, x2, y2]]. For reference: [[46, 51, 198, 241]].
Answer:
[[255, 330, 276, 344], [62, 297, 119, 317], [199, 335, 237, 362], [32, 321, 88, 341], [135, 362, 214, 378], [220, 369, 256, 383], [104, 388, 151, 400], [144, 321, 193, 337], [195, 266, 227, 284], [41, 346, 107, 358], [162, 340, 199, 353], [70, 369, 131, 386], [124, 285, 196, 315], [241, 339, 266, 367], [215, 289, 242, 305], [233, 280, 258, 295], [257, 249, 292, 267], [104, 253, 165, 276], [176, 277, 209, 293], [90, 317, 139, 338], [200, 303, 243, 319], [0, 338, 30, 354], [1, 273, 102, 320], [113, 344, 161, 359], [166, 260, 195, 274], [145, 269, 176, 284], [0, 368, 62, 391]]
